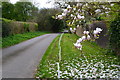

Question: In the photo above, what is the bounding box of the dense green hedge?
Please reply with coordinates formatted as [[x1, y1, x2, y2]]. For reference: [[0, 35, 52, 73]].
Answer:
[[109, 13, 120, 56], [1, 18, 38, 37]]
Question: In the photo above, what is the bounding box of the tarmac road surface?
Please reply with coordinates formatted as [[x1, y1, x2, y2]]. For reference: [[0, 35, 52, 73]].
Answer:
[[2, 33, 59, 78]]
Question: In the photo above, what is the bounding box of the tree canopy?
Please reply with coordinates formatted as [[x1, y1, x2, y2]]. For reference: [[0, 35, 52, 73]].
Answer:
[[2, 2, 38, 22]]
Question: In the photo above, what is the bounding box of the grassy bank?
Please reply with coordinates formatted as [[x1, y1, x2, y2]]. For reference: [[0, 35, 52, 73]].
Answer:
[[35, 33, 120, 79], [2, 31, 50, 48]]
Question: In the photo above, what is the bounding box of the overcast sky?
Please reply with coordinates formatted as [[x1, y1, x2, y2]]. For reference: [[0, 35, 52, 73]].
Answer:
[[10, 0, 55, 9]]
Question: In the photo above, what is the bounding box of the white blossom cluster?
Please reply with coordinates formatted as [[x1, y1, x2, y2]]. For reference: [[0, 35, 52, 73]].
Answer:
[[69, 27, 76, 33], [56, 4, 83, 19], [93, 27, 103, 38], [74, 27, 102, 51], [55, 3, 85, 31]]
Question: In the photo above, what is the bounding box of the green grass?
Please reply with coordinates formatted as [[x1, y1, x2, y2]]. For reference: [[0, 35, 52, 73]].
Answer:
[[2, 31, 50, 48], [35, 33, 120, 79]]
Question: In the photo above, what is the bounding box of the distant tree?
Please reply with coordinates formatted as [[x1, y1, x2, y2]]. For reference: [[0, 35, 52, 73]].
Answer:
[[14, 2, 38, 21], [2, 2, 15, 20], [37, 8, 64, 32], [2, 1, 38, 22]]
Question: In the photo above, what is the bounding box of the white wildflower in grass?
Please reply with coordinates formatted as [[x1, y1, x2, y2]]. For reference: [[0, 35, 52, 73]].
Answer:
[[36, 77, 39, 79]]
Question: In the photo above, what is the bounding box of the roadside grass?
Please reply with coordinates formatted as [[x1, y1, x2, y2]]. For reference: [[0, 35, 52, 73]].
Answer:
[[35, 33, 120, 79], [2, 31, 50, 48]]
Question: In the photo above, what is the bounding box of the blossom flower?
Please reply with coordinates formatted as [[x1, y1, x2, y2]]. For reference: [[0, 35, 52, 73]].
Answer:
[[80, 16, 84, 19], [77, 38, 83, 43], [87, 35, 91, 40], [67, 5, 71, 9], [93, 30, 99, 35], [83, 31, 89, 35], [77, 14, 81, 19], [73, 8, 76, 11], [62, 13, 66, 17], [58, 15, 63, 19], [93, 27, 102, 38], [63, 9, 68, 14], [74, 28, 76, 31], [81, 36, 86, 41], [96, 27, 102, 33], [70, 28, 76, 33], [74, 43, 82, 50], [77, 15, 85, 19], [68, 22, 70, 25], [77, 3, 81, 7], [70, 28, 73, 32], [71, 14, 74, 17], [86, 31, 89, 35], [77, 25, 79, 28], [74, 16, 77, 20], [93, 27, 102, 35]]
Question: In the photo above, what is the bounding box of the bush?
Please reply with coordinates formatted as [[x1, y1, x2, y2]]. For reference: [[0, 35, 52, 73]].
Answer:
[[37, 8, 64, 32], [1, 18, 38, 37], [2, 18, 12, 37], [50, 17, 64, 33], [109, 13, 120, 56]]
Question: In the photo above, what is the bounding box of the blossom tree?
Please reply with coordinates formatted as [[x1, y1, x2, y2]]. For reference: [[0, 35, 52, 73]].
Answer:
[[54, 2, 103, 51]]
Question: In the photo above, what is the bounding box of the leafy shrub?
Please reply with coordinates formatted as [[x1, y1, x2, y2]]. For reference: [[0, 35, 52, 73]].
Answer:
[[1, 18, 38, 37], [37, 8, 64, 32], [50, 17, 64, 33], [109, 13, 120, 56], [24, 22, 30, 32], [1, 18, 12, 37]]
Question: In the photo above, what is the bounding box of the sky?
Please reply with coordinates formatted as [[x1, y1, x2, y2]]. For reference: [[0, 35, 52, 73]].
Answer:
[[10, 0, 55, 9]]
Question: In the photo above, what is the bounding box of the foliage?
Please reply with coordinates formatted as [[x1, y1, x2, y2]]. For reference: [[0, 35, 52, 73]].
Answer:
[[2, 18, 12, 37], [23, 22, 30, 32], [109, 13, 120, 56], [55, 2, 120, 30], [2, 2, 38, 22], [37, 8, 64, 32], [1, 18, 38, 37], [2, 31, 50, 48], [35, 33, 120, 78], [2, 2, 15, 20], [50, 18, 64, 32], [14, 2, 38, 21]]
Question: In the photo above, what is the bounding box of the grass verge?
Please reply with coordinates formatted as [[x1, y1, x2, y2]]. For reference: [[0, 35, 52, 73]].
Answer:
[[2, 31, 50, 48], [35, 33, 120, 79]]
